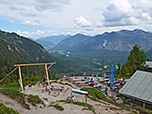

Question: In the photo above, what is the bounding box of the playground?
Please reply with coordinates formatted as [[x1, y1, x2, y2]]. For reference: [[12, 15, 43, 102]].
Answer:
[[0, 79, 133, 114]]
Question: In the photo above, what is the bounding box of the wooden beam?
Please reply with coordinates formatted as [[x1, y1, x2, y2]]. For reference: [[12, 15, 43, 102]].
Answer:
[[18, 66, 24, 92], [14, 62, 56, 67], [0, 67, 18, 83], [47, 64, 54, 70], [45, 64, 50, 85]]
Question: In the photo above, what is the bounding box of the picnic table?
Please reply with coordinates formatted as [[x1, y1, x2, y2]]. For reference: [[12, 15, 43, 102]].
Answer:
[[103, 78, 109, 81], [50, 85, 64, 92], [111, 86, 117, 92], [104, 81, 111, 86], [72, 79, 83, 84]]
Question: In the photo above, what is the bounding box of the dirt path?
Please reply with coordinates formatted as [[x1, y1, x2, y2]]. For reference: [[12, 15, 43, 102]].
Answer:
[[0, 81, 133, 114]]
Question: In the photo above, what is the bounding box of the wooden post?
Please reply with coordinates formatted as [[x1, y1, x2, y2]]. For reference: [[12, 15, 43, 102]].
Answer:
[[0, 67, 18, 83], [85, 95, 87, 107], [18, 66, 24, 92], [123, 96, 126, 105], [143, 102, 145, 108], [71, 92, 73, 102], [45, 64, 50, 85]]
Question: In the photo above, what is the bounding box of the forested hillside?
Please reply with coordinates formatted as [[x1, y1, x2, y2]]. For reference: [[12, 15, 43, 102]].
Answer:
[[0, 30, 54, 62], [0, 30, 88, 78], [0, 38, 44, 81]]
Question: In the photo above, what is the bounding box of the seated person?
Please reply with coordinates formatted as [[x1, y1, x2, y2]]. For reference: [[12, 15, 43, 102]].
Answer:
[[91, 81, 95, 86], [105, 87, 108, 95], [48, 89, 52, 95], [110, 83, 114, 89], [93, 83, 97, 87], [42, 81, 45, 87], [37, 81, 40, 86], [28, 82, 32, 87], [42, 76, 46, 82], [45, 85, 49, 91], [88, 79, 91, 84], [122, 79, 126, 85], [110, 83, 114, 87]]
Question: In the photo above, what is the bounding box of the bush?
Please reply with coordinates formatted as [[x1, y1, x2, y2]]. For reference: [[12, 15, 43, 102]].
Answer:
[[27, 94, 44, 106], [58, 100, 96, 114], [0, 103, 19, 114], [30, 74, 35, 81], [23, 77, 30, 81], [81, 87, 108, 101], [48, 103, 64, 111]]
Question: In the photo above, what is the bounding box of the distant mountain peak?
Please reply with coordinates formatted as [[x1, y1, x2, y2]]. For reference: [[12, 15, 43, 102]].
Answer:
[[133, 28, 144, 32], [118, 28, 145, 33], [73, 33, 89, 37]]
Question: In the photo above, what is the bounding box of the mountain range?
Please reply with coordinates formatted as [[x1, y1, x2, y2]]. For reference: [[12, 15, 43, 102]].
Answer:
[[52, 34, 90, 51], [1, 29, 152, 75], [35, 35, 70, 49], [51, 29, 152, 52], [47, 29, 152, 71]]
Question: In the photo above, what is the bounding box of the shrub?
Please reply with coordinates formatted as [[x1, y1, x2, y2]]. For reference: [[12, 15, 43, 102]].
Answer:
[[48, 103, 64, 111], [27, 94, 44, 106], [0, 103, 19, 114]]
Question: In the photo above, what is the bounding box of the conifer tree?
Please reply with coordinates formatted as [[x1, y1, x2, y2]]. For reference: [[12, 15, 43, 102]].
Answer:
[[127, 45, 147, 73]]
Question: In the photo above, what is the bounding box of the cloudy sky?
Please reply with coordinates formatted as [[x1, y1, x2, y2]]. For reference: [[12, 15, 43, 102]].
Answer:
[[0, 0, 152, 39]]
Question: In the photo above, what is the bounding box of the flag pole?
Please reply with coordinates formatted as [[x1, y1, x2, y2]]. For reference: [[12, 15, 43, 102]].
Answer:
[[102, 40, 104, 75]]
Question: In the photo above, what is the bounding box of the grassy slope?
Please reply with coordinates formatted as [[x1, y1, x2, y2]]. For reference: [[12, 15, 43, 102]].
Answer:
[[0, 88, 30, 109], [0, 103, 19, 114]]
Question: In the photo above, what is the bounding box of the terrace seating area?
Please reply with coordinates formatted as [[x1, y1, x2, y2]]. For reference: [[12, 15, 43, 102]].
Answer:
[[66, 75, 128, 100]]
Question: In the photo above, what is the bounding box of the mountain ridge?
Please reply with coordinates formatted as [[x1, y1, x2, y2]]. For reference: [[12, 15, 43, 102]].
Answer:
[[51, 29, 152, 52]]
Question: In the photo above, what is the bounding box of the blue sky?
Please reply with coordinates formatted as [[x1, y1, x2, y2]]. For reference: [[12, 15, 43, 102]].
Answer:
[[0, 0, 152, 39]]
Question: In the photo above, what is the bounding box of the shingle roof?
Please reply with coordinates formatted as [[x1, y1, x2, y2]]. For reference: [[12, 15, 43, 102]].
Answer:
[[119, 70, 152, 104]]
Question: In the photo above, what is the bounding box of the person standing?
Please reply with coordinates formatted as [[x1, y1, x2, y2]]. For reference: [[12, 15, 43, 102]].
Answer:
[[42, 76, 46, 87]]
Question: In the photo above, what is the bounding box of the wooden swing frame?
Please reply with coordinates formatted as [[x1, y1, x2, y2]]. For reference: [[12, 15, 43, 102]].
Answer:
[[0, 62, 56, 92]]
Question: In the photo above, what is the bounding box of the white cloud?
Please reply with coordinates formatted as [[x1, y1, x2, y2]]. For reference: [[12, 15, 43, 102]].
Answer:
[[141, 13, 152, 21], [16, 30, 59, 39], [16, 30, 21, 34], [128, 17, 139, 25], [1, 0, 152, 37], [0, 0, 70, 17], [22, 31, 29, 35], [74, 16, 92, 27], [9, 20, 17, 24], [102, 0, 136, 27], [96, 22, 103, 28], [37, 30, 45, 34], [22, 20, 39, 27], [16, 30, 30, 37]]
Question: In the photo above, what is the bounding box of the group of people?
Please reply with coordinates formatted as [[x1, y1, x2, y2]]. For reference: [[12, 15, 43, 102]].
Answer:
[[83, 76, 128, 97], [27, 76, 46, 88], [110, 78, 126, 93], [84, 77, 95, 86]]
